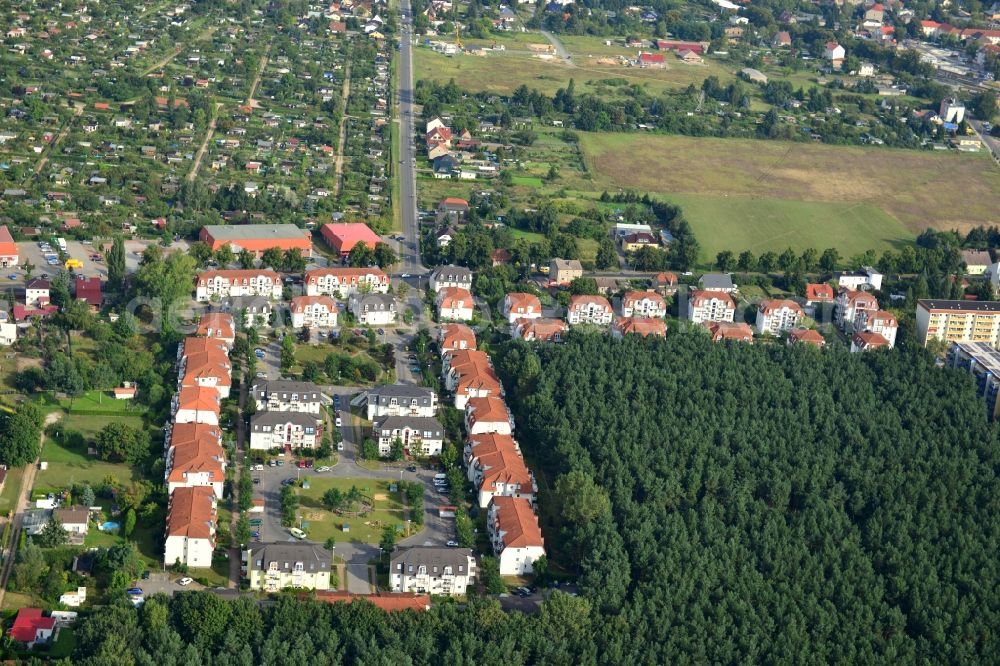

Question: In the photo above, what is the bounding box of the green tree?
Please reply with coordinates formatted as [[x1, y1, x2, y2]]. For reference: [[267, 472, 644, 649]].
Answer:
[[389, 438, 404, 461], [554, 470, 611, 526], [214, 244, 235, 267], [95, 422, 149, 464], [190, 241, 214, 266], [124, 508, 136, 537], [0, 402, 43, 466], [361, 438, 379, 459], [280, 334, 296, 372], [379, 525, 398, 557], [106, 236, 126, 288], [238, 249, 256, 269], [819, 247, 840, 272], [324, 536, 337, 551], [322, 488, 344, 511], [479, 556, 505, 594], [261, 247, 284, 271], [595, 239, 617, 270], [347, 243, 376, 267], [13, 543, 47, 592], [35, 515, 69, 548], [235, 514, 251, 546], [715, 250, 735, 272], [373, 243, 397, 268]]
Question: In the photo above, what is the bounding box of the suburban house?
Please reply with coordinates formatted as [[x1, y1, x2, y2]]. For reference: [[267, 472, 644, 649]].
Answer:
[[199, 224, 313, 258], [0, 225, 18, 267], [349, 293, 397, 325], [439, 324, 477, 355], [502, 293, 542, 323], [373, 415, 445, 456], [438, 197, 470, 219], [487, 496, 545, 576], [916, 299, 1000, 347], [825, 41, 846, 68], [699, 273, 736, 293], [304, 267, 389, 297], [195, 269, 282, 301], [436, 287, 475, 321], [54, 506, 90, 537], [805, 283, 835, 305], [0, 311, 17, 345], [567, 295, 614, 326], [172, 386, 222, 425], [788, 328, 826, 347], [851, 331, 891, 352], [464, 396, 513, 436], [637, 51, 666, 68], [858, 310, 898, 348], [962, 249, 992, 275], [549, 258, 583, 285], [164, 486, 217, 568], [429, 265, 473, 292], [252, 380, 325, 414], [466, 433, 535, 508], [512, 317, 567, 342], [835, 289, 879, 331], [249, 411, 320, 450], [74, 276, 102, 308], [756, 299, 805, 335], [703, 321, 754, 343], [687, 290, 736, 324], [621, 290, 667, 318], [197, 313, 236, 344], [245, 542, 332, 592], [652, 272, 679, 296], [320, 223, 382, 257], [179, 350, 232, 399], [365, 385, 437, 420], [180, 336, 231, 362], [444, 349, 502, 409], [836, 266, 883, 291], [390, 547, 476, 596], [25, 278, 50, 307], [166, 432, 226, 498], [612, 317, 667, 338], [9, 608, 56, 648], [290, 295, 339, 328]]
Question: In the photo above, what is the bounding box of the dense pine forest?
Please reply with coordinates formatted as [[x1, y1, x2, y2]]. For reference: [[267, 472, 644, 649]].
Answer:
[[62, 333, 998, 664]]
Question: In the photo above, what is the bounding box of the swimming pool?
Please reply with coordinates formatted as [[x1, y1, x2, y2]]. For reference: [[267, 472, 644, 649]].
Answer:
[[99, 521, 120, 531]]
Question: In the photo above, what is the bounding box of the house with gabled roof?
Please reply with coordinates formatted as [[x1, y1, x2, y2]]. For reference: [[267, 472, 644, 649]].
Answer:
[[487, 496, 544, 575]]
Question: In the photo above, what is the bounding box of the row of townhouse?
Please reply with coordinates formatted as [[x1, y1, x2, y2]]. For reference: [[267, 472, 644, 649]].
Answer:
[[163, 313, 237, 569], [440, 324, 545, 577], [365, 384, 444, 457], [248, 379, 326, 451], [195, 269, 283, 301]]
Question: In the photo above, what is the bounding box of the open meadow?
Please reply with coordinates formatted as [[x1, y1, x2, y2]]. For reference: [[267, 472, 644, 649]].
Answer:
[[578, 132, 1000, 258]]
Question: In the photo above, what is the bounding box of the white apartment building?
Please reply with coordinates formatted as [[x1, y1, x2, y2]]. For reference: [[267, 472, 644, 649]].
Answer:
[[290, 295, 339, 328], [389, 547, 476, 596], [756, 299, 805, 335], [621, 290, 667, 318], [195, 269, 282, 301], [304, 267, 389, 297], [249, 412, 321, 450], [687, 290, 735, 324], [566, 295, 614, 325]]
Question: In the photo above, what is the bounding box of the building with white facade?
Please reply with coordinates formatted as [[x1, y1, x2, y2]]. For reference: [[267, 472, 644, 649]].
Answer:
[[290, 295, 339, 328], [501, 293, 542, 323], [389, 547, 476, 596], [429, 265, 473, 292], [365, 385, 437, 420], [487, 496, 545, 576], [164, 486, 217, 568], [687, 290, 736, 324], [249, 411, 321, 450], [436, 287, 475, 321], [349, 293, 397, 325], [304, 267, 389, 297], [621, 290, 667, 318], [756, 299, 805, 335], [245, 542, 332, 592], [195, 269, 282, 301], [372, 415, 445, 457], [566, 295, 614, 325]]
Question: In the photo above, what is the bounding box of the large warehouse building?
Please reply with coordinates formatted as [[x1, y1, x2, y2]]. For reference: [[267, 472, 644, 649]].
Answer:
[[199, 224, 313, 258]]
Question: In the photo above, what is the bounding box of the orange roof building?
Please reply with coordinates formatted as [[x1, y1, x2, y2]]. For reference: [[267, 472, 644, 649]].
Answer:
[[512, 317, 567, 342], [612, 316, 667, 338], [0, 225, 18, 267], [501, 292, 542, 323], [164, 486, 217, 568], [199, 224, 312, 258], [703, 321, 754, 343], [320, 223, 381, 257], [304, 267, 389, 296], [313, 591, 431, 612], [464, 396, 512, 435], [487, 496, 544, 575], [805, 283, 835, 303], [439, 324, 477, 355], [788, 328, 826, 347], [197, 313, 236, 343]]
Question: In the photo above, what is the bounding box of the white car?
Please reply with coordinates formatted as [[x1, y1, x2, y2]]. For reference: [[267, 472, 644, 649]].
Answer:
[[178, 577, 193, 586], [335, 416, 342, 427], [316, 466, 331, 472], [337, 441, 344, 451], [253, 464, 264, 471]]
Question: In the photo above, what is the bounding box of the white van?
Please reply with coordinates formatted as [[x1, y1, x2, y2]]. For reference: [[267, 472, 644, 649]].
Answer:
[[289, 527, 306, 539], [433, 473, 447, 482]]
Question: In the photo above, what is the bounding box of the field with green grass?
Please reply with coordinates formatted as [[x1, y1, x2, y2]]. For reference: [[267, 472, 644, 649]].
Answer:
[[295, 477, 408, 544], [35, 413, 145, 489], [578, 132, 1000, 257]]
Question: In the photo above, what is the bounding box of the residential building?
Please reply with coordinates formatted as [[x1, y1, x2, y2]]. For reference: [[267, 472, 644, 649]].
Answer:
[[756, 299, 805, 335], [962, 249, 991, 275], [439, 324, 477, 355], [940, 97, 966, 124], [703, 321, 754, 343], [365, 385, 437, 420], [512, 317, 567, 342], [164, 486, 217, 568], [549, 258, 583, 285], [179, 350, 232, 398], [252, 380, 325, 414], [621, 290, 666, 318], [787, 328, 826, 347], [372, 415, 445, 456], [916, 299, 1000, 347], [567, 295, 614, 326], [199, 224, 312, 258], [687, 290, 736, 324], [464, 396, 512, 436], [805, 283, 835, 305], [25, 278, 50, 308], [947, 341, 1000, 419], [166, 432, 225, 498], [429, 265, 473, 292], [179, 336, 230, 361], [699, 273, 736, 293], [851, 331, 890, 352], [825, 41, 846, 67], [75, 276, 102, 308], [502, 293, 542, 323], [304, 267, 389, 297], [320, 223, 381, 257], [466, 433, 535, 508], [612, 317, 667, 338], [195, 269, 282, 301], [9, 609, 55, 648], [436, 287, 475, 321], [858, 310, 898, 348], [172, 386, 221, 425], [0, 226, 18, 267], [444, 349, 503, 409], [487, 496, 544, 576], [0, 311, 17, 345], [349, 293, 397, 325], [438, 197, 469, 219], [389, 547, 476, 596], [249, 411, 320, 450], [290, 295, 338, 328], [54, 506, 89, 535], [245, 542, 332, 591], [836, 266, 883, 291], [835, 289, 879, 331], [653, 272, 679, 296], [197, 313, 236, 344]]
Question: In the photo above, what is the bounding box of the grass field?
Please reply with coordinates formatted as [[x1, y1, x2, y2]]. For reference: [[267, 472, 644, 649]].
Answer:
[[35, 414, 145, 489], [578, 132, 1000, 257], [295, 477, 407, 544], [62, 391, 146, 416]]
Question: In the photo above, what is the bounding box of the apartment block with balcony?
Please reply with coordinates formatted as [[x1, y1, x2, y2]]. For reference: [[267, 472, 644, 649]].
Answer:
[[244, 543, 332, 592], [365, 385, 437, 420], [947, 341, 1000, 419], [916, 299, 1000, 348], [389, 547, 476, 596]]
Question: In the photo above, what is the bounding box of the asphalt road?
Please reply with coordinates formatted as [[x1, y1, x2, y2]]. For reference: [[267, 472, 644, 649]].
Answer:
[[397, 0, 425, 276]]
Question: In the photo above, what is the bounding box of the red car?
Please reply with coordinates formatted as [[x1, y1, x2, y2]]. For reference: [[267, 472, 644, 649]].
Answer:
[[297, 460, 306, 468]]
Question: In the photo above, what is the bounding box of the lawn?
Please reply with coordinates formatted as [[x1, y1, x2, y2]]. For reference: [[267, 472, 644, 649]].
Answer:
[[0, 465, 26, 515], [511, 176, 545, 187], [295, 477, 408, 545], [36, 420, 143, 490], [577, 132, 1000, 256], [61, 390, 147, 416]]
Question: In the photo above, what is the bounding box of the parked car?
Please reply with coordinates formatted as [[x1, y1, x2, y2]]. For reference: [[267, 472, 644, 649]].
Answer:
[[406, 465, 417, 472], [254, 348, 265, 359], [252, 477, 260, 484], [337, 441, 344, 451], [141, 571, 151, 580], [126, 588, 143, 596], [335, 417, 342, 427], [250, 531, 260, 539], [305, 460, 313, 468], [289, 527, 306, 539], [316, 466, 331, 472], [254, 464, 264, 471], [178, 577, 193, 586], [446, 541, 459, 547]]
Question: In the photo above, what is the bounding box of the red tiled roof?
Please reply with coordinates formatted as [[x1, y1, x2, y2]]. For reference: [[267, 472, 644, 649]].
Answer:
[[758, 299, 804, 316], [504, 292, 541, 315], [806, 283, 834, 301], [10, 608, 55, 644], [465, 397, 510, 427], [313, 591, 431, 612], [514, 318, 566, 341], [789, 328, 825, 346], [490, 496, 543, 548], [614, 317, 666, 337], [0, 225, 17, 257], [853, 331, 889, 349], [690, 290, 736, 308], [197, 313, 236, 340], [305, 267, 388, 284], [439, 324, 477, 352], [320, 223, 381, 255], [291, 294, 338, 313], [437, 287, 473, 309], [197, 269, 280, 285], [568, 294, 612, 312], [623, 290, 665, 310], [703, 321, 753, 342], [166, 486, 216, 538]]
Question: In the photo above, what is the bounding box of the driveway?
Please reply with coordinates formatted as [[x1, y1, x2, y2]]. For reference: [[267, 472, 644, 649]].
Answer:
[[136, 571, 205, 597]]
